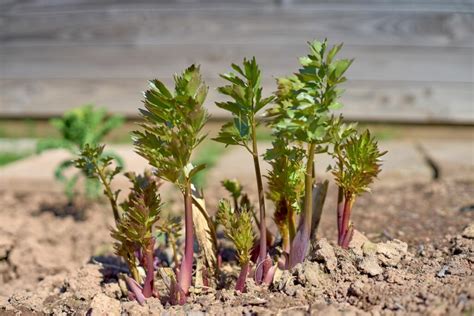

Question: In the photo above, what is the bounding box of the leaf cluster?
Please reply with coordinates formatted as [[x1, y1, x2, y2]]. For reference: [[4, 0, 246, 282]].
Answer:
[[134, 65, 209, 188], [75, 144, 122, 220], [38, 105, 123, 200], [265, 138, 305, 214], [216, 199, 255, 265], [221, 179, 242, 201], [332, 130, 386, 196], [112, 172, 163, 277], [213, 57, 274, 149], [38, 105, 124, 153], [268, 40, 352, 144]]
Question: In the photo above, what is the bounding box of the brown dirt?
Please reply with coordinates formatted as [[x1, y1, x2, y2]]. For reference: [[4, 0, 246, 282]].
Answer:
[[0, 178, 473, 315]]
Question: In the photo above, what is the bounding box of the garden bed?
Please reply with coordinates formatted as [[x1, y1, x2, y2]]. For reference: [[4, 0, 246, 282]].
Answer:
[[1, 178, 472, 315]]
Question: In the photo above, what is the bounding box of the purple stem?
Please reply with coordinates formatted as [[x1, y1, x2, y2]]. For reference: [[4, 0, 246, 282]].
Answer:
[[337, 187, 344, 243], [288, 143, 316, 269], [341, 225, 354, 249], [177, 183, 194, 296], [263, 263, 277, 285], [235, 262, 250, 292], [142, 238, 155, 298], [339, 194, 354, 248], [125, 276, 146, 306]]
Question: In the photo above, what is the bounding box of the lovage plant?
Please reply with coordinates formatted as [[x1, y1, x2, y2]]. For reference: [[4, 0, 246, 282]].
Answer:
[[265, 138, 305, 259], [216, 199, 255, 292], [267, 40, 353, 268], [213, 57, 274, 284], [332, 130, 386, 248], [76, 145, 162, 303], [38, 105, 123, 200], [134, 65, 209, 304]]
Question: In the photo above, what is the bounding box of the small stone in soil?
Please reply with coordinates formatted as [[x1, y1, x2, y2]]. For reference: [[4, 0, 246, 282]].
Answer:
[[348, 230, 369, 257], [376, 239, 408, 267], [88, 293, 121, 316], [313, 238, 337, 272], [436, 265, 450, 278], [461, 223, 474, 239], [358, 255, 383, 276]]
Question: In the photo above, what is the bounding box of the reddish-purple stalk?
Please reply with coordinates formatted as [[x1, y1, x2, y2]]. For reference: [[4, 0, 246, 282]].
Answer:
[[288, 143, 316, 269], [177, 182, 194, 302], [235, 262, 250, 292], [125, 276, 146, 306], [142, 238, 156, 298], [338, 191, 355, 249]]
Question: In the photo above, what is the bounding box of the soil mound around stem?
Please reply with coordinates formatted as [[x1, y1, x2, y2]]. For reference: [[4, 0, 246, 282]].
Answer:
[[2, 226, 473, 315]]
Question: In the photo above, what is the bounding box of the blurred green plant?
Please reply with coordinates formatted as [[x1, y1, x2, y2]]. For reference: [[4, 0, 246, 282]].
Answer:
[[0, 151, 30, 166], [37, 105, 124, 200]]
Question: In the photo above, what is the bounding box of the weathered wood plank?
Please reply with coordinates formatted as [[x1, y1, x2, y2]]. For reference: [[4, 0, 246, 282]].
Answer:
[[2, 8, 473, 48], [1, 78, 472, 124], [2, 0, 472, 13], [1, 45, 472, 83], [1, 1, 472, 123]]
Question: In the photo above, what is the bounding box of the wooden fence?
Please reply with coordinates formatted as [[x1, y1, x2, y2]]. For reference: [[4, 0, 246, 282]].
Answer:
[[1, 0, 473, 123]]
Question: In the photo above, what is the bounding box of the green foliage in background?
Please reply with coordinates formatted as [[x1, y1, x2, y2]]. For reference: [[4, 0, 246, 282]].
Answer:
[[37, 105, 124, 200]]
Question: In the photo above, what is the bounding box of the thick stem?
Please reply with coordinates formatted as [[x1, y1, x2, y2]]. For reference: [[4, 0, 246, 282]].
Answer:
[[235, 261, 250, 292], [339, 193, 354, 248], [142, 238, 155, 298], [251, 120, 268, 284], [341, 225, 354, 249], [125, 276, 146, 305], [337, 186, 344, 245], [178, 182, 194, 295], [288, 143, 316, 268]]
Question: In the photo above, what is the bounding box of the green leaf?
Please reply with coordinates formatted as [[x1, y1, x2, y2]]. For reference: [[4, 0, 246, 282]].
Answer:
[[329, 102, 343, 110]]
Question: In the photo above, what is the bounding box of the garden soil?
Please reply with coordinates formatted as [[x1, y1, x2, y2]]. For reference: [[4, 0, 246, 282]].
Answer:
[[0, 177, 473, 315]]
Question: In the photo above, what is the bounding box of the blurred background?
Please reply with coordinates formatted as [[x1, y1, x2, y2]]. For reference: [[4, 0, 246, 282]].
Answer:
[[0, 0, 473, 185], [1, 0, 473, 122]]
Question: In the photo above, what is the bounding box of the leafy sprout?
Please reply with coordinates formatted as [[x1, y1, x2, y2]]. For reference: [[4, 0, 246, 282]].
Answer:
[[112, 172, 163, 301], [75, 144, 122, 223], [38, 105, 123, 200], [264, 138, 305, 254], [332, 130, 386, 196], [216, 199, 255, 292], [331, 130, 386, 248], [213, 57, 274, 284], [268, 39, 353, 268], [134, 64, 209, 303]]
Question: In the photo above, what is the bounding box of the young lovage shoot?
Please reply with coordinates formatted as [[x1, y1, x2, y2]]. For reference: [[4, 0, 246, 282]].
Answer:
[[216, 199, 255, 292], [265, 139, 305, 258], [332, 130, 386, 248], [213, 58, 274, 284], [38, 105, 124, 200], [133, 65, 209, 304], [76, 146, 162, 304], [267, 40, 353, 268]]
